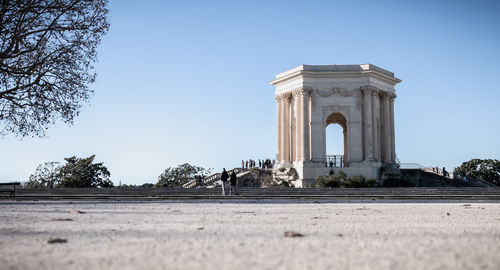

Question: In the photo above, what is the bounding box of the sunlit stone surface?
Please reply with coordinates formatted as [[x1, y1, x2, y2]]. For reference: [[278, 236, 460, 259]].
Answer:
[[1, 201, 499, 270]]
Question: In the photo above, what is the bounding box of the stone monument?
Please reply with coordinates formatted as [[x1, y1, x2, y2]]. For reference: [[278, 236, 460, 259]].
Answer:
[[271, 64, 401, 187]]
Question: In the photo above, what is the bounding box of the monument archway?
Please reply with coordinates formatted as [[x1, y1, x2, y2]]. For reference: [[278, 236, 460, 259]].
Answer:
[[325, 112, 347, 167], [271, 64, 401, 187]]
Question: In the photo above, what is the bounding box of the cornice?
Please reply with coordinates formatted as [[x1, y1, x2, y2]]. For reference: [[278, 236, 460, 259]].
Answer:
[[270, 69, 402, 86]]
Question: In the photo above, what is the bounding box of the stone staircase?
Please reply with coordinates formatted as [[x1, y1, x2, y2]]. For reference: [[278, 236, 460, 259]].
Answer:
[[389, 169, 495, 187], [182, 168, 245, 188], [183, 166, 497, 189], [381, 163, 401, 181], [10, 187, 500, 201]]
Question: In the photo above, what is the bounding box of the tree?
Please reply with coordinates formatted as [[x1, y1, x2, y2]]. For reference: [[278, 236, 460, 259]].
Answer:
[[27, 155, 113, 188], [156, 163, 211, 188], [454, 159, 500, 186], [26, 161, 61, 188], [57, 155, 113, 187], [0, 0, 109, 137]]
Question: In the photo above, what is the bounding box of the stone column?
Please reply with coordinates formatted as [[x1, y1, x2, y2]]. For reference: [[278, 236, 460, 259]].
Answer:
[[275, 96, 283, 163], [300, 89, 311, 161], [283, 94, 291, 163], [389, 93, 396, 162], [372, 89, 381, 162], [294, 94, 301, 162], [383, 92, 391, 163], [289, 96, 294, 162], [343, 128, 348, 164], [361, 87, 374, 161]]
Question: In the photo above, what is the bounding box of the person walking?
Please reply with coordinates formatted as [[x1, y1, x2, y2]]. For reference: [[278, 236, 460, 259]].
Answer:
[[229, 171, 239, 195], [442, 167, 448, 178], [221, 168, 229, 195]]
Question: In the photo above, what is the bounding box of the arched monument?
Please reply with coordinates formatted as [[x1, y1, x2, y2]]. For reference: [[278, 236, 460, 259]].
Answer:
[[271, 64, 401, 187]]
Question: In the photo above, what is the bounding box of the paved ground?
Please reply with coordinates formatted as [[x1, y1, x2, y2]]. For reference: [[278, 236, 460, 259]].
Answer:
[[1, 200, 500, 270]]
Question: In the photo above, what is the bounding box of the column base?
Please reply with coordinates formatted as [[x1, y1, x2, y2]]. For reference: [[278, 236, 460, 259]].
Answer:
[[289, 159, 385, 187]]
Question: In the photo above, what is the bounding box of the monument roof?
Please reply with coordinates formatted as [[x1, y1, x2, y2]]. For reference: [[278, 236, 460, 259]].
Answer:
[[270, 64, 401, 85]]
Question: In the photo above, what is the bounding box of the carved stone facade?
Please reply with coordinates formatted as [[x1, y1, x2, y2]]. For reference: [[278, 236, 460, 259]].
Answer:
[[270, 64, 401, 187]]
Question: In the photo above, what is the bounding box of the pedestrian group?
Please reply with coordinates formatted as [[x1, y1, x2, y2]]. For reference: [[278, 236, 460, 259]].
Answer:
[[241, 158, 275, 170], [220, 168, 239, 196]]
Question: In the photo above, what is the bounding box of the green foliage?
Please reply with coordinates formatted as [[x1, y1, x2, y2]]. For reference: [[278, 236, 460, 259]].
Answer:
[[27, 155, 113, 188], [316, 175, 340, 188], [27, 161, 61, 188], [366, 179, 377, 186], [57, 155, 113, 188], [454, 159, 500, 186], [155, 163, 211, 188], [348, 175, 370, 188], [278, 167, 286, 172], [315, 171, 376, 188]]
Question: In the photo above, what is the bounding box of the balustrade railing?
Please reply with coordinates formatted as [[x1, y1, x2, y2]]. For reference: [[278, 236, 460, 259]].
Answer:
[[182, 167, 245, 188], [324, 155, 345, 168]]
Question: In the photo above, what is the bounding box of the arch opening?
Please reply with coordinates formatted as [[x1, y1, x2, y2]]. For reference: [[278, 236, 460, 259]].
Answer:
[[325, 113, 347, 167]]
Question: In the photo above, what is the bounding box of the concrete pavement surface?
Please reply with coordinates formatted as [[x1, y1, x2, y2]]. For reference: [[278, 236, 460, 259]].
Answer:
[[1, 201, 499, 270]]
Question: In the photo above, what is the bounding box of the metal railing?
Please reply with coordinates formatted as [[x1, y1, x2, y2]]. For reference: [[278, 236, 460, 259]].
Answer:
[[325, 155, 345, 168]]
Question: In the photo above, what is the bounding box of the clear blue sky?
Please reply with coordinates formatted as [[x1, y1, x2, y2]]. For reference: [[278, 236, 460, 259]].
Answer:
[[1, 0, 500, 185]]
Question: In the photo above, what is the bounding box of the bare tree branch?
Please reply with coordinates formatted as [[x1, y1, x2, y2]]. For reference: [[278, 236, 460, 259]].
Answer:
[[0, 0, 109, 137]]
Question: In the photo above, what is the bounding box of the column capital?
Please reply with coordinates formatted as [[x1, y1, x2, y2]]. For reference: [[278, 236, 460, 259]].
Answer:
[[283, 93, 292, 102], [360, 86, 382, 96], [293, 87, 313, 97], [360, 85, 374, 95], [379, 91, 388, 99], [379, 91, 396, 100], [274, 93, 292, 102]]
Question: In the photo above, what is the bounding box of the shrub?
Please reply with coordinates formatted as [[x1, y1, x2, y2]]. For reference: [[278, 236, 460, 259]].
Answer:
[[315, 172, 376, 188], [366, 179, 377, 187], [347, 175, 366, 188]]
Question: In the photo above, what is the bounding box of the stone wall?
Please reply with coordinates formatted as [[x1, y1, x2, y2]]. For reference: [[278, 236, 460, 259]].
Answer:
[[236, 169, 274, 187]]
